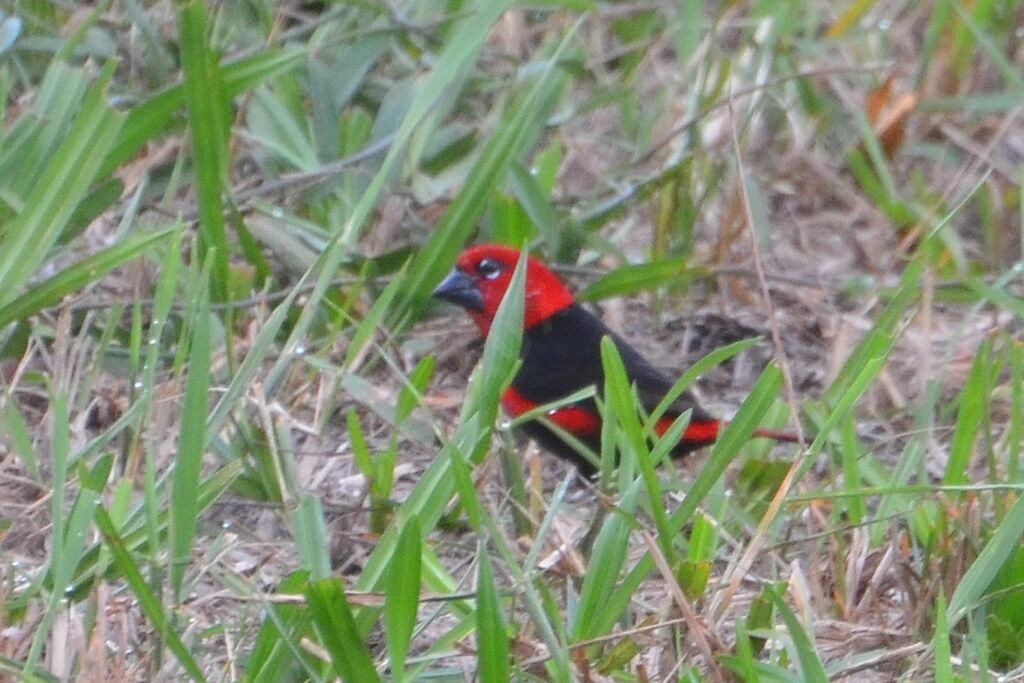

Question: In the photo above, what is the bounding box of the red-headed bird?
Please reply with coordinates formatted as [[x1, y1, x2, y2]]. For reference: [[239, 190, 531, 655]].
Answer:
[[432, 244, 799, 473]]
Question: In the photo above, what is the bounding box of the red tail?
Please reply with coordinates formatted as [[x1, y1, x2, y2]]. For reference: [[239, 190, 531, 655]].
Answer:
[[657, 418, 801, 449], [751, 427, 802, 444]]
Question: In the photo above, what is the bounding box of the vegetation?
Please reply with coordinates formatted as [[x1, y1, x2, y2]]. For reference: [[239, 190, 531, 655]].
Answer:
[[1, 0, 1023, 680]]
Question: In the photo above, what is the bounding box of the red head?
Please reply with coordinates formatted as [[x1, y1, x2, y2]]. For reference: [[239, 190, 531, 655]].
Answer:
[[432, 245, 575, 335]]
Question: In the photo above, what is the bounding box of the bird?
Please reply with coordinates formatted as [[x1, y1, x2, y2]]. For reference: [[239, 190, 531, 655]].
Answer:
[[432, 244, 799, 473]]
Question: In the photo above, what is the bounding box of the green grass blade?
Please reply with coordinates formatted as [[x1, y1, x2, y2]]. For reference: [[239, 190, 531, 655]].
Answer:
[[600, 336, 647, 463], [943, 338, 989, 485], [169, 260, 212, 599], [671, 364, 785, 528], [0, 62, 86, 194], [0, 61, 124, 307], [102, 47, 304, 177], [353, 250, 527, 645], [206, 282, 301, 435], [934, 591, 954, 682], [578, 258, 705, 302], [94, 507, 207, 682], [0, 226, 174, 328], [3, 396, 39, 480], [306, 579, 383, 683], [385, 517, 422, 680], [264, 0, 522, 397], [23, 389, 71, 672], [343, 261, 409, 370], [590, 363, 787, 638], [25, 408, 100, 674], [293, 494, 331, 581], [476, 546, 510, 683], [947, 492, 1024, 628], [645, 338, 760, 427], [600, 337, 673, 546], [571, 483, 641, 641], [823, 257, 921, 407], [768, 585, 829, 682], [177, 2, 230, 299], [244, 572, 317, 683]]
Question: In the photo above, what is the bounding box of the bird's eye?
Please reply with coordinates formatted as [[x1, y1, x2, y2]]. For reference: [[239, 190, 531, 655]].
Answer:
[[477, 258, 503, 280]]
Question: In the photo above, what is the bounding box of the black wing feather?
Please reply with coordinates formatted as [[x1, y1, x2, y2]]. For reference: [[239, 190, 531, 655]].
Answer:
[[510, 305, 715, 470]]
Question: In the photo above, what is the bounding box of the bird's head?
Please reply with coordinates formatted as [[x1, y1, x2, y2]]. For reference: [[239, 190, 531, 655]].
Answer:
[[432, 244, 575, 335]]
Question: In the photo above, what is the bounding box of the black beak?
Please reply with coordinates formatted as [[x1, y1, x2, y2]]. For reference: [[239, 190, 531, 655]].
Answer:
[[432, 269, 484, 311]]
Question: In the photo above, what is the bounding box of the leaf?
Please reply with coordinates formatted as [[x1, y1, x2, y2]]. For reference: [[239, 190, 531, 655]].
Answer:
[[386, 517, 422, 679], [947, 493, 1024, 628], [306, 579, 383, 683], [476, 547, 510, 683], [0, 61, 124, 308], [863, 74, 918, 158], [177, 2, 231, 299], [767, 585, 828, 682], [170, 259, 212, 599], [578, 258, 705, 302], [0, 226, 174, 329]]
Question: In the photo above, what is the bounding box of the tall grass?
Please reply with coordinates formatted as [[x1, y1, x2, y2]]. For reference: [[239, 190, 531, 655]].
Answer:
[[0, 0, 1023, 680]]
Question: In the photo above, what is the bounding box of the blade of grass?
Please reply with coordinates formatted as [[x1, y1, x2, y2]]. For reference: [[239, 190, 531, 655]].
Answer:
[[589, 364, 786, 638], [244, 572, 319, 682], [950, 0, 1024, 96], [673, 363, 785, 528], [169, 258, 212, 600], [600, 337, 673, 550], [355, 247, 525, 589], [101, 46, 305, 177], [577, 258, 706, 302], [94, 506, 207, 681], [947, 492, 1024, 628], [24, 392, 100, 674], [644, 337, 760, 438], [293, 494, 331, 581], [1009, 342, 1022, 482], [386, 517, 422, 681], [307, 579, 383, 683], [0, 61, 124, 308], [0, 62, 87, 196], [343, 260, 409, 370], [768, 584, 829, 682], [476, 545, 510, 683], [943, 338, 989, 485], [263, 0, 522, 398], [178, 1, 230, 300], [0, 226, 174, 329], [3, 397, 39, 481], [934, 591, 954, 682], [571, 482, 642, 641]]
